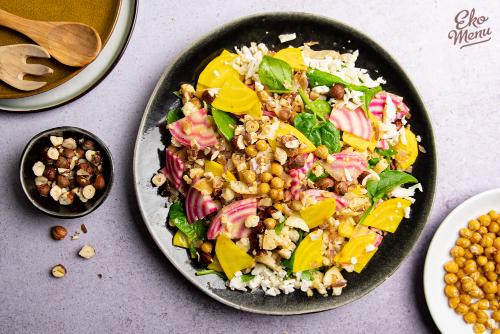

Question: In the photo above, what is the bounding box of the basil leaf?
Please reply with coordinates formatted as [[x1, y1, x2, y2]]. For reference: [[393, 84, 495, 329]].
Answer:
[[361, 86, 383, 116], [211, 107, 236, 141], [168, 203, 208, 258], [366, 179, 378, 198], [310, 122, 341, 153], [275, 219, 286, 235], [166, 108, 183, 124], [368, 170, 419, 201], [258, 55, 293, 92], [368, 158, 380, 168], [307, 69, 349, 88], [241, 274, 255, 282]]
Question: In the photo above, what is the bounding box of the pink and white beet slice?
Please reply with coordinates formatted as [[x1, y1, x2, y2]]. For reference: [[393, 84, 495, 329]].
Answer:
[[207, 198, 257, 240], [168, 108, 218, 148], [329, 107, 372, 140]]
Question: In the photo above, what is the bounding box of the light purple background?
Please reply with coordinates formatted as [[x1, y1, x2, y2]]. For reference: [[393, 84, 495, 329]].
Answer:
[[1, 1, 500, 333]]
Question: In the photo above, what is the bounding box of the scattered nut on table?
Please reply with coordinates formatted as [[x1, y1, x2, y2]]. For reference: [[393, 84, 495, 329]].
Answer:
[[51, 225, 67, 240], [51, 264, 67, 278], [78, 245, 96, 259], [31, 135, 107, 206]]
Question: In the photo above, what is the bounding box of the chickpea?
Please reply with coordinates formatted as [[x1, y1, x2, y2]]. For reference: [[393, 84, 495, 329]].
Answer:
[[471, 232, 482, 244], [477, 299, 490, 310], [314, 145, 329, 160], [444, 260, 459, 273], [200, 241, 213, 254], [449, 297, 460, 309], [245, 120, 260, 133], [469, 219, 481, 231], [477, 255, 488, 266], [485, 293, 496, 301], [476, 276, 487, 287], [470, 302, 479, 312], [450, 246, 465, 258], [464, 260, 477, 274], [258, 183, 271, 195], [483, 281, 498, 294], [480, 235, 493, 248], [263, 218, 277, 229], [484, 261, 495, 272], [245, 145, 258, 157], [256, 140, 268, 152], [464, 249, 474, 259], [492, 310, 500, 321], [462, 280, 475, 292], [470, 288, 484, 299], [486, 271, 497, 281], [489, 210, 499, 220], [475, 310, 488, 324], [493, 329, 500, 334], [290, 200, 303, 211], [241, 170, 257, 185], [455, 303, 468, 314], [456, 257, 466, 268], [261, 172, 273, 183], [495, 252, 500, 264], [460, 294, 472, 305], [270, 177, 284, 189], [489, 221, 500, 233], [445, 284, 460, 298], [470, 244, 484, 255], [470, 271, 481, 282], [478, 226, 488, 235], [269, 162, 283, 176], [460, 227, 473, 239], [473, 324, 486, 334], [457, 269, 466, 279], [444, 273, 458, 284], [479, 215, 491, 226], [457, 237, 471, 248], [269, 189, 284, 201], [463, 312, 477, 324], [485, 247, 496, 259]]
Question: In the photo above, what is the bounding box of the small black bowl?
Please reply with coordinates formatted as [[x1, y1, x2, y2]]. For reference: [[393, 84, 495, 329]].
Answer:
[[19, 126, 114, 218]]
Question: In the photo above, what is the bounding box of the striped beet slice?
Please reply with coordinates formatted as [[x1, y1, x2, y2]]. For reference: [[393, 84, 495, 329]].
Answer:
[[185, 185, 219, 224], [163, 148, 185, 190], [303, 189, 348, 209], [167, 108, 218, 148], [376, 139, 389, 150], [288, 154, 315, 200], [329, 107, 372, 140], [369, 92, 409, 120], [207, 198, 257, 240], [323, 152, 368, 182]]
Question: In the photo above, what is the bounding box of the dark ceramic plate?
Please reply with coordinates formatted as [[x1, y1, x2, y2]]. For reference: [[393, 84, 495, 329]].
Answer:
[[20, 126, 114, 218], [133, 13, 436, 314]]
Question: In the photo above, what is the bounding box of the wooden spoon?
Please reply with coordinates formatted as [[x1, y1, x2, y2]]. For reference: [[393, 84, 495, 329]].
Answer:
[[0, 8, 102, 67], [0, 44, 53, 91]]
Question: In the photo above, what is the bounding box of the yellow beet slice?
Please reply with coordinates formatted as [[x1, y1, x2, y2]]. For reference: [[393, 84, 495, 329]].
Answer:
[[343, 132, 369, 151], [204, 161, 237, 181], [394, 127, 418, 170], [361, 198, 412, 233], [300, 198, 336, 229], [173, 230, 189, 248], [212, 76, 262, 118], [273, 48, 307, 71], [338, 220, 355, 238], [269, 123, 316, 153], [197, 50, 239, 90], [292, 231, 323, 273], [208, 256, 223, 272], [215, 234, 255, 279], [334, 234, 378, 273]]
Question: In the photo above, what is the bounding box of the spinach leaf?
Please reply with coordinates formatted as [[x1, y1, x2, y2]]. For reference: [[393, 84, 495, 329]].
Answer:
[[241, 274, 255, 282], [168, 202, 207, 258], [367, 170, 418, 202], [362, 86, 383, 115], [195, 269, 226, 279], [172, 90, 182, 99], [294, 112, 317, 135], [298, 88, 330, 121], [275, 219, 286, 235], [166, 108, 183, 124], [368, 157, 381, 168], [307, 69, 349, 88], [376, 147, 397, 157], [211, 107, 236, 141], [300, 270, 314, 281], [310, 122, 341, 153], [308, 170, 328, 182], [258, 55, 293, 93]]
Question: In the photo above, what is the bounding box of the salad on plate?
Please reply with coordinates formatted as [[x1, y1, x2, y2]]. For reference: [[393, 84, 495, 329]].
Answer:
[[151, 36, 424, 297]]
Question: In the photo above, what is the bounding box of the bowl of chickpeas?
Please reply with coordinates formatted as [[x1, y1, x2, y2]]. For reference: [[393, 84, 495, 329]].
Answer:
[[424, 188, 500, 334]]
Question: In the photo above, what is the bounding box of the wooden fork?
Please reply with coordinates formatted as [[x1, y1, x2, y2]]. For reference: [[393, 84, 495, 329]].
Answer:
[[0, 44, 53, 91]]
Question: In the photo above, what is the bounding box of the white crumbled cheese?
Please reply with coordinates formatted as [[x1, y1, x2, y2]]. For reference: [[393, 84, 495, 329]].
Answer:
[[285, 215, 310, 232], [416, 135, 422, 142], [244, 215, 260, 228], [278, 33, 297, 43], [213, 70, 220, 77], [350, 257, 358, 265], [311, 85, 330, 95], [398, 126, 407, 145], [233, 42, 268, 80], [389, 183, 423, 203], [271, 210, 285, 222], [254, 81, 265, 91], [404, 206, 411, 218], [309, 229, 323, 241], [365, 244, 376, 252], [229, 271, 248, 292], [344, 167, 353, 182]]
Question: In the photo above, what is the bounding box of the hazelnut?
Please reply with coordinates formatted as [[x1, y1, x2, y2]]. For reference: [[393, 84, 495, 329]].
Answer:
[[78, 245, 96, 259], [34, 176, 48, 186], [47, 147, 60, 160], [85, 150, 101, 166], [357, 171, 370, 184], [330, 83, 345, 100], [201, 90, 215, 103], [288, 155, 306, 169], [82, 185, 96, 199], [80, 224, 88, 234], [43, 166, 57, 181], [51, 264, 66, 278], [62, 148, 75, 159], [151, 173, 166, 187], [75, 147, 85, 158], [49, 136, 63, 147], [55, 156, 70, 169], [51, 225, 68, 240], [76, 175, 91, 187], [56, 175, 70, 188], [32, 161, 45, 176], [316, 177, 334, 190], [59, 191, 75, 205], [50, 185, 63, 201], [277, 108, 292, 121], [94, 174, 106, 191], [199, 252, 213, 265], [37, 184, 50, 197], [335, 181, 349, 195], [62, 138, 77, 150], [81, 139, 96, 151]]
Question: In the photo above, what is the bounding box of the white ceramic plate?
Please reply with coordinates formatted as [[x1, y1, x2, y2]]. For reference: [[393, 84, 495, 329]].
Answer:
[[424, 188, 500, 334], [0, 0, 137, 112]]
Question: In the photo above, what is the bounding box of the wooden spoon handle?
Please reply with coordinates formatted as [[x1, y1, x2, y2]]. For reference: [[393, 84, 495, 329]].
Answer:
[[0, 9, 50, 45]]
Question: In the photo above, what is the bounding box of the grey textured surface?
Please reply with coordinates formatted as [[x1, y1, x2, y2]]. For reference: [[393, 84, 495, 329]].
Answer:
[[0, 1, 499, 333]]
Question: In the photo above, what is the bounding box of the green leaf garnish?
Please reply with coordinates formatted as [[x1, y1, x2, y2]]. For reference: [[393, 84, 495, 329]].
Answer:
[[240, 274, 255, 282], [211, 107, 237, 141], [367, 170, 418, 202], [166, 108, 184, 124], [168, 202, 207, 258], [258, 55, 293, 92]]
